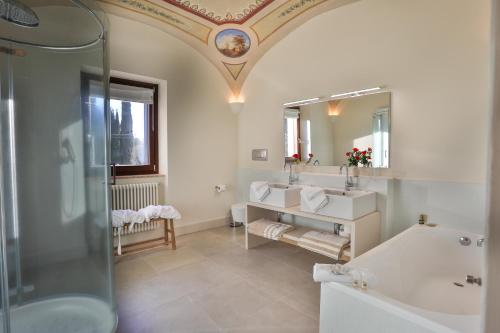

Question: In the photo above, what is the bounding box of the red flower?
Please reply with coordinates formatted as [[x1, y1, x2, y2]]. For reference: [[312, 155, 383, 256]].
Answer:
[[292, 153, 300, 159], [355, 156, 361, 160], [368, 147, 373, 152], [362, 151, 367, 155], [367, 156, 372, 159], [308, 153, 314, 158], [345, 152, 351, 157], [352, 148, 359, 152]]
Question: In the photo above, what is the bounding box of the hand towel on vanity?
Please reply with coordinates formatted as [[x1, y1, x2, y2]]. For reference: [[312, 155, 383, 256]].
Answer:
[[300, 186, 329, 212], [298, 230, 350, 260], [250, 181, 271, 202], [313, 264, 352, 283], [247, 218, 295, 240], [138, 205, 182, 222]]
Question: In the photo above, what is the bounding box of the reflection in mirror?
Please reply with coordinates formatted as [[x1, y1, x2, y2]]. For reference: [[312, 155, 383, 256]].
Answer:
[[284, 92, 391, 168]]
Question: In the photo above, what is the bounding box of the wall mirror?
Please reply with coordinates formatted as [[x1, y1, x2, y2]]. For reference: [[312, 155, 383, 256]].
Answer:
[[283, 91, 391, 168]]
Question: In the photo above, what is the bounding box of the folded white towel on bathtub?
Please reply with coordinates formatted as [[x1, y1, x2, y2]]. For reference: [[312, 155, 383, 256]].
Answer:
[[250, 181, 271, 202], [301, 186, 328, 212], [138, 205, 182, 222], [313, 264, 353, 283]]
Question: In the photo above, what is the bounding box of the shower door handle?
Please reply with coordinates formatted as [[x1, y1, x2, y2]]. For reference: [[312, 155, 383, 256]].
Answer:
[[110, 163, 117, 185]]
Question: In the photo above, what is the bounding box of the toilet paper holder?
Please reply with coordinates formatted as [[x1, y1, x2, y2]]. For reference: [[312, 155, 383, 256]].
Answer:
[[215, 184, 227, 193]]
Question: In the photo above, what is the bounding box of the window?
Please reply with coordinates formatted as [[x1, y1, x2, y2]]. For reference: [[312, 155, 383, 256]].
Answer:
[[110, 77, 158, 176], [284, 108, 301, 157]]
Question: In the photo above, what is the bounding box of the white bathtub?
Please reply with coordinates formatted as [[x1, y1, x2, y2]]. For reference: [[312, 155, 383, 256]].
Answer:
[[320, 224, 484, 333]]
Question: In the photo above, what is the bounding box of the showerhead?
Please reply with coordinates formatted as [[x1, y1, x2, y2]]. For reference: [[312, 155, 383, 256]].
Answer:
[[0, 0, 39, 27]]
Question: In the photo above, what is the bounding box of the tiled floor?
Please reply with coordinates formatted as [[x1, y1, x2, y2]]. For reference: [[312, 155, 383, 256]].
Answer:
[[115, 226, 333, 333]]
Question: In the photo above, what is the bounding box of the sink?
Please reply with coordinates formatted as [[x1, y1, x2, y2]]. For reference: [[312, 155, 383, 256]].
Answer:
[[249, 183, 301, 208], [300, 188, 376, 220]]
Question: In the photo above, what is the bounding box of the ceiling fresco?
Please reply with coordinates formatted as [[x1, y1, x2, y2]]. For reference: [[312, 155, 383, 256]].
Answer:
[[99, 0, 359, 95]]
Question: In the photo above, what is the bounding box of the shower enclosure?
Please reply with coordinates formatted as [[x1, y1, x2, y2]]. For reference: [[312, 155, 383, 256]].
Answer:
[[0, 1, 116, 332]]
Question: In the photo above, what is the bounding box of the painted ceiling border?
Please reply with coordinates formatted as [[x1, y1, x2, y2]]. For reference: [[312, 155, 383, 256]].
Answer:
[[161, 0, 276, 25], [251, 0, 329, 45], [101, 0, 212, 44]]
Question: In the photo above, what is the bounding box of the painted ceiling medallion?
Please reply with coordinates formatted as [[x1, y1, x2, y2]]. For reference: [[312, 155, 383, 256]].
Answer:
[[215, 29, 251, 58], [162, 0, 275, 25]]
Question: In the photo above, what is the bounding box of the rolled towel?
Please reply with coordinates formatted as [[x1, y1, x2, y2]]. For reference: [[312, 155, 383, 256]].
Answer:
[[313, 264, 353, 283], [301, 187, 328, 213], [250, 181, 271, 202]]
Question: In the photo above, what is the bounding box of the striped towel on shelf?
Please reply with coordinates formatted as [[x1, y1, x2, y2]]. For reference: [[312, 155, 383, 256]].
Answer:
[[247, 219, 295, 240], [298, 230, 350, 260]]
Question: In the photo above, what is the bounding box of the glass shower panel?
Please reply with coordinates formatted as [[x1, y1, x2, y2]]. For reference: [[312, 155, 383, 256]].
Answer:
[[0, 1, 116, 332]]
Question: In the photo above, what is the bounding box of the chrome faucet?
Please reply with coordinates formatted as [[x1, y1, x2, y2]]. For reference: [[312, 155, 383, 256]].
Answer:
[[339, 164, 354, 191], [287, 162, 299, 185]]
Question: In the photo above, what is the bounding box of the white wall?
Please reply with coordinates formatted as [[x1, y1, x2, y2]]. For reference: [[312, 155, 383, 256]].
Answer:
[[108, 14, 238, 228], [239, 0, 490, 183], [236, 0, 490, 236]]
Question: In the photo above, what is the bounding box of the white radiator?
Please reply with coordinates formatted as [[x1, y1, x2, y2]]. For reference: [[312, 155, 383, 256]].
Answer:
[[112, 183, 161, 236]]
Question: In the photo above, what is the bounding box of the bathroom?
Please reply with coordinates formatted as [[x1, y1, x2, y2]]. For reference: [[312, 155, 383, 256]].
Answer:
[[0, 0, 499, 332]]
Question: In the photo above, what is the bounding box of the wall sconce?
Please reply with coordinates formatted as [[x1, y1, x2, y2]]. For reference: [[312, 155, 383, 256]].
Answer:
[[229, 101, 244, 114], [328, 101, 340, 122], [229, 95, 245, 114]]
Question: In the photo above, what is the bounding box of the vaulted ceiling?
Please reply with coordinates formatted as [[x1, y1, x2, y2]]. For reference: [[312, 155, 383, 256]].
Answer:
[[99, 0, 358, 95]]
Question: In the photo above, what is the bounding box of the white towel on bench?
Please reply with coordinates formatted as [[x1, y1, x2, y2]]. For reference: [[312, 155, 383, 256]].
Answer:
[[112, 210, 144, 229], [112, 205, 181, 230], [138, 205, 182, 222]]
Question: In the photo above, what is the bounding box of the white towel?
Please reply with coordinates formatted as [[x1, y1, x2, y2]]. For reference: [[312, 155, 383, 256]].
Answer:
[[301, 187, 328, 212], [301, 186, 324, 200], [138, 205, 182, 222], [250, 181, 271, 202], [112, 209, 145, 230], [263, 223, 294, 240], [313, 264, 353, 283]]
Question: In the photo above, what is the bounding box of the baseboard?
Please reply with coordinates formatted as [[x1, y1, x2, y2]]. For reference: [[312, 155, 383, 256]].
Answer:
[[175, 216, 229, 236], [114, 216, 230, 247]]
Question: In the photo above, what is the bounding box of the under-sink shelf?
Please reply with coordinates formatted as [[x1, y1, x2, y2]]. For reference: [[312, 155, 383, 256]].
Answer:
[[245, 202, 380, 260]]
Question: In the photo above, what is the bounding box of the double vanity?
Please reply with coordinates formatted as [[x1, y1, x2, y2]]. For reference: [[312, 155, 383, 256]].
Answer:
[[246, 182, 381, 261]]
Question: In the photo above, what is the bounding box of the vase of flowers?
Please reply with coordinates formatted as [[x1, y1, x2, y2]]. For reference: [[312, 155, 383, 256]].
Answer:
[[345, 147, 373, 176]]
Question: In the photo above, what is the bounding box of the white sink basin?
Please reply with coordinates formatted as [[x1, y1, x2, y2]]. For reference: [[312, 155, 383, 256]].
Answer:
[[249, 183, 301, 208], [300, 188, 376, 220]]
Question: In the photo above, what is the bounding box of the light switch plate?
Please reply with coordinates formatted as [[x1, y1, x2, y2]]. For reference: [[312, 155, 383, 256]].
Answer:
[[252, 149, 268, 161]]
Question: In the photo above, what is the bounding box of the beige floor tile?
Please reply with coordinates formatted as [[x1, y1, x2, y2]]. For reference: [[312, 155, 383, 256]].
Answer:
[[117, 296, 221, 333], [189, 279, 276, 329], [114, 257, 158, 288], [142, 246, 205, 272], [115, 226, 321, 332], [240, 299, 318, 331]]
